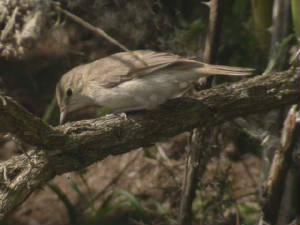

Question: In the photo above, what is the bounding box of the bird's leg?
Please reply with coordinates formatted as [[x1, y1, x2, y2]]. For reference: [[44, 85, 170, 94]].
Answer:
[[112, 106, 147, 120], [113, 106, 146, 114], [118, 112, 128, 120]]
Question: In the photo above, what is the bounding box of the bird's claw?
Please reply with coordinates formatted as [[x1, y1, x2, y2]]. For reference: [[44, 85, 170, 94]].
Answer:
[[118, 112, 128, 120]]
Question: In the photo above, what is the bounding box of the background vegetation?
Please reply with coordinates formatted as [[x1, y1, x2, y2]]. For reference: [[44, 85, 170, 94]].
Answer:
[[0, 0, 299, 225]]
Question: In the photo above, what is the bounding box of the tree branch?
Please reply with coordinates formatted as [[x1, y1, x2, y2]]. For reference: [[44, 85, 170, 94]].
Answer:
[[261, 105, 300, 224], [0, 68, 299, 219], [0, 96, 67, 149]]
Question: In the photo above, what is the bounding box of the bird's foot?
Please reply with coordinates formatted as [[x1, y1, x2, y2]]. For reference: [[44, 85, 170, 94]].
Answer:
[[118, 112, 128, 120]]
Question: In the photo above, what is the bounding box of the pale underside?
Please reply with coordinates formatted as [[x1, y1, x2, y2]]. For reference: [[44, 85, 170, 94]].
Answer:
[[61, 50, 253, 112]]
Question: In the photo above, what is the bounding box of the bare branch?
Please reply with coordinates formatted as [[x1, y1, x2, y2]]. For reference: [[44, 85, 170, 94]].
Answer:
[[178, 1, 224, 224], [0, 68, 299, 219], [52, 3, 148, 66], [202, 0, 223, 64], [178, 127, 212, 225], [0, 96, 66, 149], [261, 105, 300, 224]]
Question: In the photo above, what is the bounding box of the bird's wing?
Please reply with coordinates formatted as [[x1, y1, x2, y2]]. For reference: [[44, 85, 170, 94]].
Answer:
[[86, 50, 254, 88], [86, 50, 182, 88]]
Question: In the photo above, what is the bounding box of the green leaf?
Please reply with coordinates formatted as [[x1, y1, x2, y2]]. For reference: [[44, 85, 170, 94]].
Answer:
[[118, 189, 145, 213]]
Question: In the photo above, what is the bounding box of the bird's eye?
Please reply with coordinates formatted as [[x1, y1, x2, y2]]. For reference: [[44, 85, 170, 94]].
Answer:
[[66, 88, 73, 97]]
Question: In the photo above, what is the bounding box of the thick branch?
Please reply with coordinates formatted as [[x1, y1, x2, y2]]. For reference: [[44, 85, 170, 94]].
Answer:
[[0, 96, 67, 148], [0, 68, 299, 219]]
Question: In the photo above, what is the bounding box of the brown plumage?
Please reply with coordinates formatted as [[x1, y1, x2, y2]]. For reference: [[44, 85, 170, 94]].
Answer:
[[56, 50, 253, 124]]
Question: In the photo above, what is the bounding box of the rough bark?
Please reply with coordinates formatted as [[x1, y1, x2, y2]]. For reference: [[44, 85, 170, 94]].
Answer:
[[0, 68, 299, 219], [178, 128, 212, 225], [261, 105, 300, 224], [178, 1, 224, 224]]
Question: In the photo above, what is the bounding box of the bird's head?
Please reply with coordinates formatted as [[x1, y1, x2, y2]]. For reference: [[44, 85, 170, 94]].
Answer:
[[56, 68, 95, 124]]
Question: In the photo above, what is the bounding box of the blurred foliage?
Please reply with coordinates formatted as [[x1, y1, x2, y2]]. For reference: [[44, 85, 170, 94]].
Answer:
[[238, 203, 261, 225], [192, 164, 260, 225], [264, 34, 295, 75], [219, 0, 266, 71], [291, 0, 300, 38], [49, 176, 165, 225], [1, 0, 298, 224], [47, 182, 80, 225], [251, 0, 273, 51]]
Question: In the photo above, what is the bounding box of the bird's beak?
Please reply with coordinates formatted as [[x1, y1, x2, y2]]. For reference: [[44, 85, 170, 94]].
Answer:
[[60, 110, 67, 125]]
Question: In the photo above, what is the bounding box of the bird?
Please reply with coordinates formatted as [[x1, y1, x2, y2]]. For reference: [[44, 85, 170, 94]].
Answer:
[[56, 50, 253, 124]]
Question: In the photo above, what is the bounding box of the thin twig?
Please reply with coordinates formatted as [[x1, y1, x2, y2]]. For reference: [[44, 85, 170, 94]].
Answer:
[[53, 3, 147, 66], [89, 150, 141, 205], [201, 0, 224, 87], [241, 160, 258, 188], [1, 7, 18, 41], [42, 95, 57, 123], [178, 128, 212, 225], [145, 156, 181, 187], [234, 203, 241, 225], [47, 182, 79, 225]]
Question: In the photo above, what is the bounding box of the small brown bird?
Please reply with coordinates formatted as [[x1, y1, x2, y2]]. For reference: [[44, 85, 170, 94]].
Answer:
[[56, 50, 253, 124]]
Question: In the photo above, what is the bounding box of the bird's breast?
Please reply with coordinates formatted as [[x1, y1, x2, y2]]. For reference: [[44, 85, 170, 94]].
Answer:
[[89, 70, 197, 110]]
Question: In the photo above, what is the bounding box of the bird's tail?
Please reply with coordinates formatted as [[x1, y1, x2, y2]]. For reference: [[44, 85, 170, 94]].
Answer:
[[194, 63, 255, 76]]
